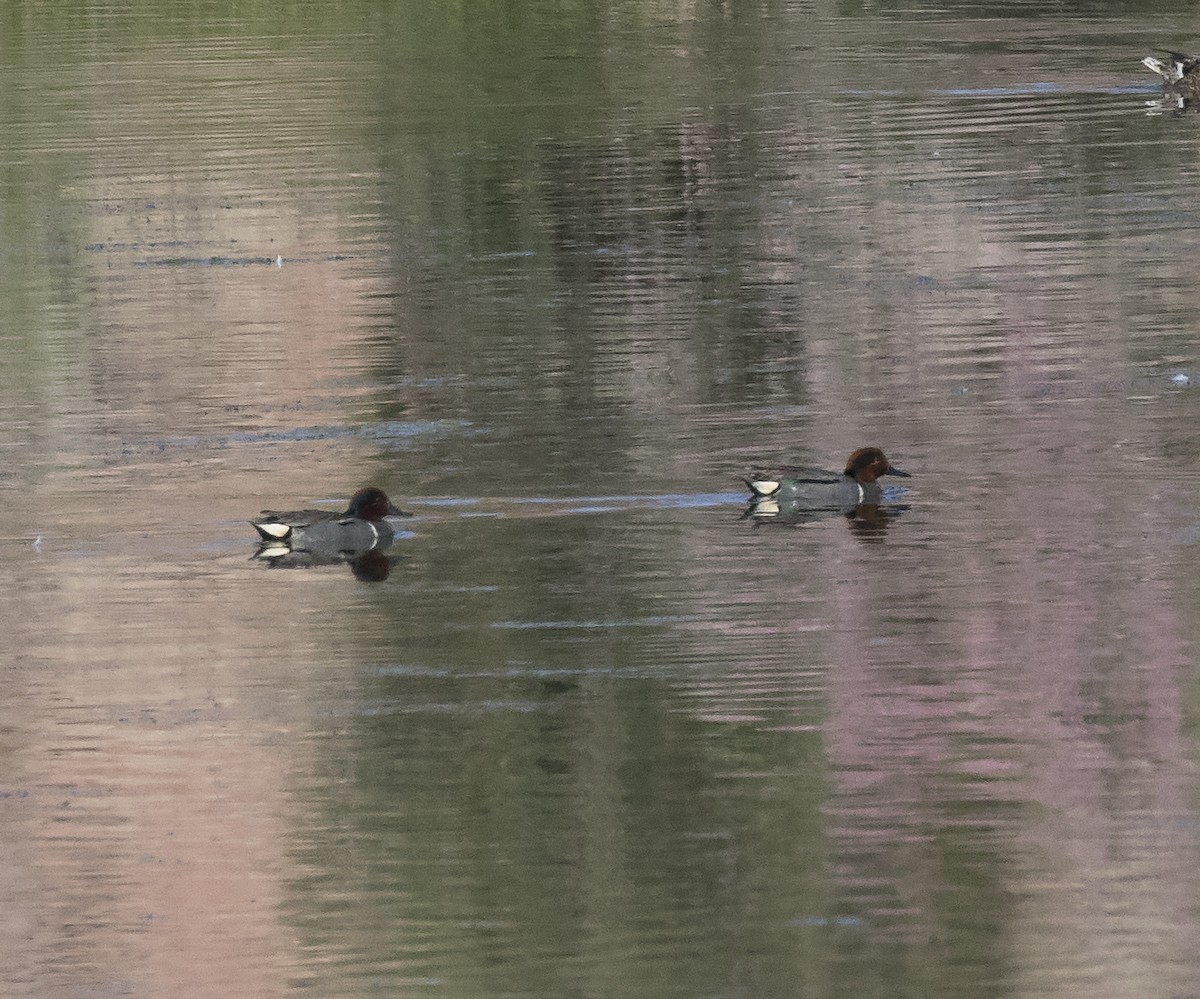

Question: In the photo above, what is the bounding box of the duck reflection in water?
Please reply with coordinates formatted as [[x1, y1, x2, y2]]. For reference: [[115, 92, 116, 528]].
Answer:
[[1142, 50, 1200, 111], [252, 543, 403, 581], [743, 447, 911, 535]]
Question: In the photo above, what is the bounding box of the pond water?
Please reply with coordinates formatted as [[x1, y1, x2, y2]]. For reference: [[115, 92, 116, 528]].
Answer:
[[4, 3, 1200, 997]]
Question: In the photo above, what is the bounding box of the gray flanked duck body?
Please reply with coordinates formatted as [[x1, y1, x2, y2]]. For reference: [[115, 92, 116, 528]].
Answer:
[[745, 447, 910, 514], [252, 486, 412, 553]]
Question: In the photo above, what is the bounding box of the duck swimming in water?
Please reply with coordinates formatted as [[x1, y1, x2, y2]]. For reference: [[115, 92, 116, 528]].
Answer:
[[745, 447, 910, 512], [1142, 50, 1200, 106], [252, 486, 412, 550]]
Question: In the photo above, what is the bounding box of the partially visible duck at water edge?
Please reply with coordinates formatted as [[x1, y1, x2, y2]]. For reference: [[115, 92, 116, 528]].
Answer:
[[1142, 50, 1200, 108]]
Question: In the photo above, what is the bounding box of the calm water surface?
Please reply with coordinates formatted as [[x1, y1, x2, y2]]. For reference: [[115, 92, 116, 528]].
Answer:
[[4, 3, 1200, 997]]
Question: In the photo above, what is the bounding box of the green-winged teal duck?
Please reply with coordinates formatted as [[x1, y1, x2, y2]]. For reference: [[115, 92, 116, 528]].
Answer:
[[745, 447, 910, 511], [1143, 50, 1200, 104], [252, 486, 412, 550]]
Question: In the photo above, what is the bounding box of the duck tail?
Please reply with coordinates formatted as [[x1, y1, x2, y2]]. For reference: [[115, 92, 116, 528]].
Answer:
[[1143, 55, 1172, 80], [743, 476, 780, 498], [252, 520, 291, 541]]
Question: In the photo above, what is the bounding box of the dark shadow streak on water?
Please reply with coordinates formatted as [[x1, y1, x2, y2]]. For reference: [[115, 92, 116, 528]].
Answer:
[[122, 420, 480, 453], [418, 492, 747, 514], [127, 253, 358, 267], [492, 614, 703, 630], [845, 82, 1159, 97], [373, 664, 616, 678]]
